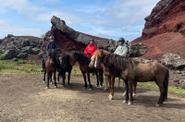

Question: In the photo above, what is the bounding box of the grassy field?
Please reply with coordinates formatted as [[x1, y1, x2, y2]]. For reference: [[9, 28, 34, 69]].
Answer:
[[0, 59, 184, 95], [0, 60, 41, 75], [138, 82, 185, 95]]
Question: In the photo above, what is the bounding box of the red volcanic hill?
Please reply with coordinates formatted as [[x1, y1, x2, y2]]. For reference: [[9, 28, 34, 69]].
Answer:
[[133, 0, 185, 58]]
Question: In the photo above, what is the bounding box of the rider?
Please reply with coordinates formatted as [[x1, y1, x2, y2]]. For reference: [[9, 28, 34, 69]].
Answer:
[[84, 39, 97, 68], [41, 35, 58, 71], [114, 38, 129, 57]]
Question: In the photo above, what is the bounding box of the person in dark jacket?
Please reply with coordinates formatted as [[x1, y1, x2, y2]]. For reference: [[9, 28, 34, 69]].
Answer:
[[41, 35, 58, 72], [46, 35, 57, 56]]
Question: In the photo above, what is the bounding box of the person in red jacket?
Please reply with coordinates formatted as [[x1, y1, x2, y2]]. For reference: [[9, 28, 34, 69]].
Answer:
[[84, 40, 97, 68], [84, 40, 97, 58]]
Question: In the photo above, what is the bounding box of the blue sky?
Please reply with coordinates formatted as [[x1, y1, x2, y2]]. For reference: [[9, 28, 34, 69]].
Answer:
[[0, 0, 159, 40]]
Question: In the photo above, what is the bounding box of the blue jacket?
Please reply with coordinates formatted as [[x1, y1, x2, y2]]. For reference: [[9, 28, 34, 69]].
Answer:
[[47, 41, 57, 50]]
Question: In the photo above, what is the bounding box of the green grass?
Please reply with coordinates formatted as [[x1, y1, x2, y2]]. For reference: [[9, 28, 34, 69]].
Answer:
[[138, 82, 185, 95], [0, 60, 41, 75], [0, 59, 81, 76]]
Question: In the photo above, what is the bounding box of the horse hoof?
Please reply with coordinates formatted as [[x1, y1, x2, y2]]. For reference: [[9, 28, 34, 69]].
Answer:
[[42, 81, 45, 84], [123, 100, 127, 104], [54, 86, 57, 88], [122, 92, 126, 96], [155, 103, 162, 107], [84, 85, 88, 88], [128, 101, 132, 105], [108, 94, 113, 100], [104, 88, 108, 91], [133, 93, 136, 96], [46, 87, 49, 89]]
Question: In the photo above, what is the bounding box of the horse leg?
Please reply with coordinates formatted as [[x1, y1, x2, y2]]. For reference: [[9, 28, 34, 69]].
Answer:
[[54, 71, 57, 88], [68, 71, 71, 85], [155, 81, 165, 106], [57, 72, 60, 84], [123, 80, 129, 104], [99, 69, 104, 88], [46, 72, 50, 88], [95, 69, 99, 87], [122, 80, 126, 97], [104, 76, 109, 91], [111, 76, 115, 99], [87, 72, 92, 89], [108, 76, 115, 100], [118, 77, 121, 87], [62, 72, 66, 86], [128, 81, 133, 105], [50, 73, 53, 84], [108, 76, 113, 100], [43, 70, 46, 84], [82, 72, 88, 88], [133, 81, 137, 96], [163, 72, 169, 101]]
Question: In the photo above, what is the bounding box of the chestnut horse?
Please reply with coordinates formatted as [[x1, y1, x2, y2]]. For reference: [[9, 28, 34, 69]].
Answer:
[[94, 49, 169, 106]]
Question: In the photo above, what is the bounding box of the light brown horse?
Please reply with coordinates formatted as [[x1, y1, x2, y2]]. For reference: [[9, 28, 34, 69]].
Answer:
[[43, 51, 57, 88], [94, 49, 169, 106], [93, 49, 137, 93]]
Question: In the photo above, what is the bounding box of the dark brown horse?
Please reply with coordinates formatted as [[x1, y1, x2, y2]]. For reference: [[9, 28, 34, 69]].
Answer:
[[61, 50, 104, 89], [94, 49, 169, 106], [57, 54, 72, 86], [43, 51, 57, 88]]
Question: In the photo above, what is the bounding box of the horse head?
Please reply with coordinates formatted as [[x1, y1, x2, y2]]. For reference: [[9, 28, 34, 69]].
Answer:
[[93, 49, 111, 69]]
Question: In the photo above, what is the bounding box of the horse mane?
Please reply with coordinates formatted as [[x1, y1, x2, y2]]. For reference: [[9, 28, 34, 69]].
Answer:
[[103, 54, 129, 71]]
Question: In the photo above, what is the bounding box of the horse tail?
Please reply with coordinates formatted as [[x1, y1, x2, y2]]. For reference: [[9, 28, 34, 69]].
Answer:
[[163, 69, 169, 100]]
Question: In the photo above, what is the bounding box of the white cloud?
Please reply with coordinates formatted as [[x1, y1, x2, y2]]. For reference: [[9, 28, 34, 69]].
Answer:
[[0, 20, 44, 38], [0, 0, 160, 40]]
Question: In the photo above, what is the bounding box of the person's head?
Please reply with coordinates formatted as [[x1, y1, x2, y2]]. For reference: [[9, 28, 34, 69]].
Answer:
[[118, 37, 125, 45], [89, 39, 95, 44], [49, 35, 54, 42]]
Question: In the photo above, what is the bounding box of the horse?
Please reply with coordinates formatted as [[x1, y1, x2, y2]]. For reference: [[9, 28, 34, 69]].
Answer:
[[43, 50, 57, 88], [57, 54, 72, 86], [60, 50, 104, 89], [93, 49, 137, 94], [94, 49, 169, 106]]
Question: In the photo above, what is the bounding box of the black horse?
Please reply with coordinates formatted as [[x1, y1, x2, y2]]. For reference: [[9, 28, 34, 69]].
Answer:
[[57, 54, 72, 86], [60, 50, 103, 89]]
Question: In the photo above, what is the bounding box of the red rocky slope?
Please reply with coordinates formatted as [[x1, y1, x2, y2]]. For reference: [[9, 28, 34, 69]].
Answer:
[[133, 0, 185, 58]]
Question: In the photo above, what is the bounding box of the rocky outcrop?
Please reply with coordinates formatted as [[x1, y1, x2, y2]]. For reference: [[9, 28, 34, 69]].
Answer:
[[133, 0, 185, 58], [160, 53, 185, 70], [0, 34, 42, 59], [143, 0, 185, 37], [41, 16, 144, 57], [41, 16, 116, 53]]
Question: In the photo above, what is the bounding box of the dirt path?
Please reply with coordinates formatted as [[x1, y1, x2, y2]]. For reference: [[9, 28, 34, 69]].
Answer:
[[0, 74, 185, 122]]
